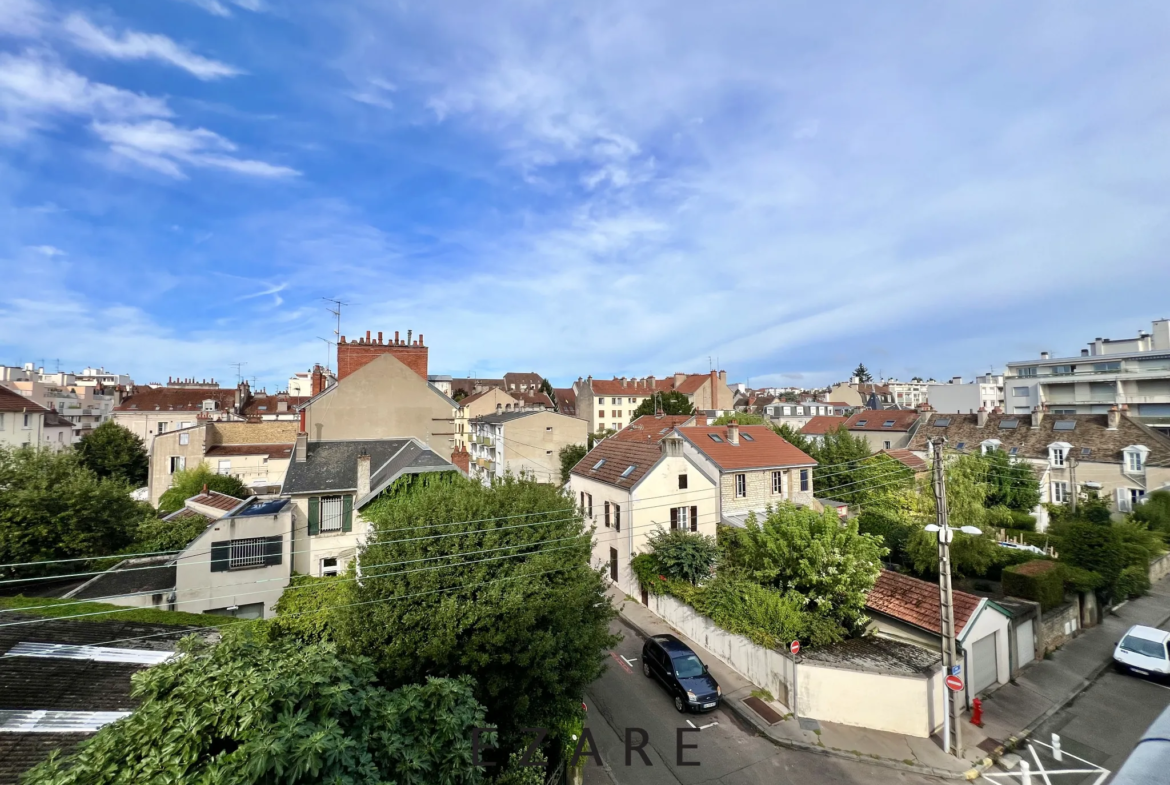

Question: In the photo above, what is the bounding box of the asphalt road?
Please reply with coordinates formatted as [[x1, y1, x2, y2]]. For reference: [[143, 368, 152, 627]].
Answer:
[[583, 618, 947, 785]]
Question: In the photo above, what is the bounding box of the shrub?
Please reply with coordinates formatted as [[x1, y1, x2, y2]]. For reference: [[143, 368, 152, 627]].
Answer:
[[1002, 559, 1064, 610], [691, 575, 844, 648], [1060, 564, 1105, 594], [1116, 565, 1152, 600], [645, 527, 718, 584], [857, 507, 916, 565], [983, 546, 1035, 582], [1009, 511, 1037, 531]]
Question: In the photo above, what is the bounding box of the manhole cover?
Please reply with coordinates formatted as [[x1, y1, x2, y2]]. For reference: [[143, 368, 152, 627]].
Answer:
[[798, 717, 820, 732]]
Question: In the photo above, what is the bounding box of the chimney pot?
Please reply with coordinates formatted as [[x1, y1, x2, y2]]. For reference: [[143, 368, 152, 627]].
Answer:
[[727, 420, 740, 445], [407, 329, 412, 345], [976, 407, 988, 427], [1107, 405, 1120, 430], [357, 452, 372, 499], [419, 333, 423, 345], [378, 331, 383, 344], [394, 330, 400, 345]]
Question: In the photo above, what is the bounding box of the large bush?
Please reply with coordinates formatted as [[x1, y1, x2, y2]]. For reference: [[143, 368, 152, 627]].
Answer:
[[75, 421, 148, 486], [645, 527, 718, 584], [1002, 559, 1064, 610], [158, 464, 249, 514]]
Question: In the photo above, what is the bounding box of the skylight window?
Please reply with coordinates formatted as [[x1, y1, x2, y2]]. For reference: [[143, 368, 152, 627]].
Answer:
[[708, 434, 724, 443], [741, 433, 755, 441], [882, 420, 895, 428], [999, 419, 1019, 429], [592, 459, 606, 470], [856, 420, 868, 427], [660, 428, 670, 434], [1009, 447, 1019, 456], [1053, 420, 1077, 431], [1081, 447, 1092, 457], [620, 465, 636, 478], [933, 418, 951, 427], [956, 442, 966, 451]]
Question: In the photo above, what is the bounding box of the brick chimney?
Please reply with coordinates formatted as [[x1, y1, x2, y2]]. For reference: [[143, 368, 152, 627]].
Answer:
[[674, 372, 686, 388], [718, 370, 727, 384], [311, 364, 326, 396], [976, 407, 988, 427], [727, 420, 739, 445], [336, 329, 429, 381], [295, 431, 307, 462], [357, 451, 371, 499], [710, 370, 719, 406], [451, 446, 470, 474]]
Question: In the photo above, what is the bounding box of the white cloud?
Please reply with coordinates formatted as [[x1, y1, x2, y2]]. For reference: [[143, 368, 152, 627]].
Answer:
[[0, 0, 47, 38], [92, 119, 299, 179], [175, 0, 264, 18], [63, 14, 241, 80], [27, 244, 65, 256]]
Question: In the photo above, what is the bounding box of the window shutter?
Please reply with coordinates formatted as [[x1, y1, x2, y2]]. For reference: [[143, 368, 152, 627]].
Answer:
[[210, 541, 230, 572], [263, 536, 283, 566], [308, 496, 320, 535], [670, 507, 678, 530], [1115, 487, 1129, 513], [690, 506, 698, 532], [614, 504, 620, 532], [342, 495, 354, 532], [605, 501, 611, 527]]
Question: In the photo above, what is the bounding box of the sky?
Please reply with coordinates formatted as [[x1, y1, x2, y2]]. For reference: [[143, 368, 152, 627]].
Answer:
[[2, 0, 1168, 392]]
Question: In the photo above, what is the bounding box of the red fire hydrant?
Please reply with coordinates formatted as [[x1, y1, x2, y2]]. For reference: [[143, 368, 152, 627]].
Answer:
[[970, 698, 983, 727]]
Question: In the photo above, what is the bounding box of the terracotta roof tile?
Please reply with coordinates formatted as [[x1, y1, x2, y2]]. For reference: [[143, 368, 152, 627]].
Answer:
[[553, 388, 576, 416], [866, 570, 981, 636], [675, 375, 711, 394], [800, 416, 848, 435], [241, 394, 309, 417], [845, 410, 921, 431], [115, 387, 236, 413], [589, 378, 670, 395], [0, 386, 50, 414], [188, 490, 243, 511], [515, 391, 554, 408], [612, 415, 694, 443], [680, 425, 816, 470], [880, 449, 928, 472], [570, 440, 662, 488]]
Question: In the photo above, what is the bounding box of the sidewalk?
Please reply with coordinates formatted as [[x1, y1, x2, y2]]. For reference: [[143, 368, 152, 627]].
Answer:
[[608, 574, 1170, 780]]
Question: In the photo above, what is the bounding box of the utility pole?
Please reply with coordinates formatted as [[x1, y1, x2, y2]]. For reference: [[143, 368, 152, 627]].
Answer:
[[930, 437, 967, 757], [1069, 454, 1078, 514]]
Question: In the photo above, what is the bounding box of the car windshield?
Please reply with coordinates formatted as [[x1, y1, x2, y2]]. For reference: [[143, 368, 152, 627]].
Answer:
[[1121, 635, 1167, 659], [673, 654, 705, 678]]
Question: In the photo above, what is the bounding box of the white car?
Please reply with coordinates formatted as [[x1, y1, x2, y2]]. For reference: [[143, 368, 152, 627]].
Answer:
[[1113, 625, 1170, 678]]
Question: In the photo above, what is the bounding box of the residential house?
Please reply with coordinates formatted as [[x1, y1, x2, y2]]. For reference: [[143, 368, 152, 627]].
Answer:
[[297, 329, 457, 461], [674, 422, 818, 528], [0, 385, 46, 449], [468, 409, 588, 485], [455, 388, 522, 449], [1, 372, 119, 441], [282, 437, 457, 578], [885, 380, 932, 408], [906, 407, 1170, 522], [113, 382, 251, 452], [42, 410, 74, 450], [568, 434, 717, 596], [147, 421, 297, 506], [75, 366, 134, 387], [827, 382, 865, 408], [928, 375, 1006, 414], [513, 391, 555, 409], [503, 372, 544, 394], [611, 414, 697, 443], [844, 409, 923, 452], [553, 387, 577, 417], [288, 365, 335, 397], [799, 415, 848, 445], [866, 570, 1014, 705], [241, 393, 310, 421], [427, 375, 453, 396], [1004, 319, 1170, 435], [574, 371, 735, 434], [765, 401, 839, 429], [450, 377, 506, 399]]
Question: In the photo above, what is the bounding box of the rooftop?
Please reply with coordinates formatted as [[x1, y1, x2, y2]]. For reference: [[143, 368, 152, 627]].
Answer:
[[188, 490, 244, 512], [678, 425, 816, 471], [570, 439, 662, 489], [282, 439, 455, 503], [879, 449, 928, 472], [114, 387, 237, 413], [800, 415, 848, 435], [844, 410, 921, 432], [612, 415, 695, 443], [204, 444, 293, 460], [801, 636, 942, 676], [0, 386, 49, 414], [866, 570, 981, 636], [69, 556, 176, 601]]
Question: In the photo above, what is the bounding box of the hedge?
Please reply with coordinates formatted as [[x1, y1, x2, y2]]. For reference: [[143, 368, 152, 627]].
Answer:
[[0, 596, 234, 628], [1009, 511, 1037, 532], [1002, 559, 1065, 610]]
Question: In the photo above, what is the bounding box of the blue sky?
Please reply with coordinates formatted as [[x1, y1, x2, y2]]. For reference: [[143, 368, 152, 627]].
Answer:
[[2, 0, 1168, 391]]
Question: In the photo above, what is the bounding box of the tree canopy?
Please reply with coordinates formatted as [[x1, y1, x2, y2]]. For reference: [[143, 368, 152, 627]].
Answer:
[[25, 631, 493, 785], [645, 527, 718, 584], [558, 443, 587, 485], [538, 377, 555, 403], [75, 421, 148, 486], [158, 463, 249, 514], [629, 390, 694, 418], [806, 426, 874, 501], [852, 364, 873, 383]]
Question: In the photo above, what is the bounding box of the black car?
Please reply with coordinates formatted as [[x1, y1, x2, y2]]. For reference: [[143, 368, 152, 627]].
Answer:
[[641, 634, 721, 713]]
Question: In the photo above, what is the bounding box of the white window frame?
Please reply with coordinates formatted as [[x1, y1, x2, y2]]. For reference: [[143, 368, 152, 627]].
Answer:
[[884, 440, 892, 450], [672, 506, 690, 530], [800, 468, 810, 492], [320, 557, 340, 577], [735, 473, 747, 497], [229, 537, 267, 570], [169, 456, 185, 474], [1052, 481, 1069, 504], [772, 471, 783, 494], [218, 459, 231, 475], [179, 432, 189, 445], [1012, 387, 1029, 398], [320, 495, 344, 533], [1050, 447, 1066, 467]]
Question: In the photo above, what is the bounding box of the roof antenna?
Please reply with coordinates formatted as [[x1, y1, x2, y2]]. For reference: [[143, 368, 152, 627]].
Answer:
[[322, 297, 349, 348]]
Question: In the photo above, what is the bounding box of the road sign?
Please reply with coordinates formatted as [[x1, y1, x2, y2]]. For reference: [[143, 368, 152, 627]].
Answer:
[[950, 665, 962, 677], [790, 640, 801, 655], [944, 675, 964, 692]]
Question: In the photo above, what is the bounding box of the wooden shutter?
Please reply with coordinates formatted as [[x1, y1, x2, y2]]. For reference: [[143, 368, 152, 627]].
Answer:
[[263, 536, 283, 566], [342, 495, 354, 532], [614, 504, 620, 532], [690, 506, 698, 532], [605, 501, 611, 527], [670, 507, 678, 530], [210, 541, 230, 572], [308, 496, 320, 535]]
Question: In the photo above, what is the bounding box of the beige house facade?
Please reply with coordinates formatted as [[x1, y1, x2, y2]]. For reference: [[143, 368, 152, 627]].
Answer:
[[455, 388, 521, 450], [574, 372, 736, 434], [844, 409, 923, 452], [113, 383, 250, 453], [468, 409, 588, 485], [0, 386, 46, 449]]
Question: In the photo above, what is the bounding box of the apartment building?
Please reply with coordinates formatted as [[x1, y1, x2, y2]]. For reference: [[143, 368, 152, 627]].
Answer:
[[927, 374, 1005, 414], [574, 371, 735, 433], [0, 385, 47, 449], [455, 388, 520, 449], [1004, 319, 1170, 435], [844, 409, 923, 452], [468, 409, 588, 485], [1, 372, 119, 441], [114, 382, 251, 452]]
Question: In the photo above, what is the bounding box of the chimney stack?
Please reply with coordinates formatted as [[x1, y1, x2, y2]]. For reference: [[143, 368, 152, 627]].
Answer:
[[976, 407, 988, 427], [336, 328, 429, 380], [1107, 405, 1120, 430], [311, 364, 326, 396], [1031, 405, 1044, 428], [727, 420, 739, 445], [295, 431, 307, 462], [1040, 351, 1050, 359], [357, 451, 371, 499], [674, 372, 686, 388]]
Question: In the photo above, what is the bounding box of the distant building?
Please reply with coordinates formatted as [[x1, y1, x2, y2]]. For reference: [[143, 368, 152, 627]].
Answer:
[[574, 372, 735, 434], [503, 372, 544, 394], [927, 374, 1005, 414], [468, 409, 588, 485], [427, 374, 453, 396], [0, 385, 47, 449], [799, 415, 849, 445], [114, 382, 252, 453], [844, 409, 924, 452], [552, 387, 577, 416], [289, 366, 335, 396]]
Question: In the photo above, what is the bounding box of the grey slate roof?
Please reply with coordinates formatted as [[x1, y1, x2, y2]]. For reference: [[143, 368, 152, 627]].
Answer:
[[475, 410, 544, 424], [70, 556, 176, 601], [282, 439, 456, 505], [801, 636, 941, 675]]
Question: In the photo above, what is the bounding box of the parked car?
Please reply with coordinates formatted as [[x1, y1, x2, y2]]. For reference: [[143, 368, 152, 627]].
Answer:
[[1113, 625, 1170, 678], [997, 541, 1045, 555], [641, 633, 721, 713]]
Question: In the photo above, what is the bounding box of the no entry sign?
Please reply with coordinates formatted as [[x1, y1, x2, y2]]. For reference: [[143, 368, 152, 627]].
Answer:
[[944, 675, 964, 692], [790, 640, 801, 655]]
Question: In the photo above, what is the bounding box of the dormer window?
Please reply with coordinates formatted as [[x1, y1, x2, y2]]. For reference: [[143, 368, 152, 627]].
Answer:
[[1048, 442, 1072, 467], [1123, 445, 1149, 474], [981, 439, 1001, 455]]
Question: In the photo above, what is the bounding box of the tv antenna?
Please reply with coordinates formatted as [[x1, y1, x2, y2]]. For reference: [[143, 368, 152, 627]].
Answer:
[[230, 362, 247, 385], [322, 297, 349, 345], [317, 337, 335, 371]]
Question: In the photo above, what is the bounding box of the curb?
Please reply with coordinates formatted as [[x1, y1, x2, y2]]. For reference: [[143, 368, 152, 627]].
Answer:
[[613, 604, 982, 781]]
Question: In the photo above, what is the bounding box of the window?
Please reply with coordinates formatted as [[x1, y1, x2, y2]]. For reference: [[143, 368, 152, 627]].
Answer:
[[1081, 447, 1092, 457], [22, 413, 31, 429], [610, 547, 618, 581], [628, 397, 637, 404], [741, 433, 754, 441], [598, 397, 606, 405], [1009, 446, 1019, 456], [158, 421, 167, 433], [218, 459, 231, 474], [592, 459, 606, 471], [800, 469, 810, 492], [956, 442, 966, 451], [883, 440, 892, 450], [882, 420, 895, 428], [670, 506, 698, 532], [1053, 365, 1073, 375], [1119, 634, 1166, 660], [320, 495, 345, 532], [620, 465, 636, 478], [1050, 447, 1066, 467], [855, 419, 868, 427], [320, 557, 340, 577], [546, 426, 553, 431], [179, 432, 189, 445], [735, 473, 746, 497], [229, 537, 268, 569], [772, 471, 783, 494], [614, 423, 622, 430], [585, 493, 593, 518], [933, 418, 951, 427], [678, 474, 688, 490], [604, 501, 611, 527], [613, 503, 621, 531], [1052, 481, 1069, 504], [210, 536, 281, 572], [599, 423, 605, 431], [1125, 449, 1146, 473], [709, 434, 724, 443], [169, 456, 185, 474], [1131, 488, 1146, 507], [1018, 366, 1038, 377], [612, 411, 620, 418], [999, 419, 1019, 429], [1093, 362, 1121, 372]]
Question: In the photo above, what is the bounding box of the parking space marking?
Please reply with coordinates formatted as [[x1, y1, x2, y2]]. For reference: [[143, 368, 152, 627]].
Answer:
[[609, 651, 633, 675], [699, 721, 719, 730], [620, 655, 637, 667], [686, 720, 696, 728]]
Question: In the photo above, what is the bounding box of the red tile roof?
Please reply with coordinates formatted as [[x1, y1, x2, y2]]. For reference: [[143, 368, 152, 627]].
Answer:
[[205, 444, 293, 459], [241, 394, 309, 417], [0, 386, 50, 413], [680, 425, 816, 470], [612, 415, 694, 443], [459, 388, 510, 407], [866, 570, 981, 636], [845, 410, 921, 432], [675, 374, 711, 395], [800, 416, 848, 435], [570, 440, 662, 488], [115, 387, 237, 413], [188, 490, 244, 511], [880, 449, 927, 472], [515, 391, 554, 408], [589, 378, 670, 395], [553, 388, 576, 416]]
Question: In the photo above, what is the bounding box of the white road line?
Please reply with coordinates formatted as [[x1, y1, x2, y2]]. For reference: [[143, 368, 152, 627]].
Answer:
[[620, 656, 637, 666], [699, 721, 719, 730], [1030, 739, 1109, 769], [1029, 744, 1054, 785], [686, 720, 696, 728]]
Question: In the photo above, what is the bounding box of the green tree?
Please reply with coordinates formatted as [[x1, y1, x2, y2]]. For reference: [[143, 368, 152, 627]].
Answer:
[[807, 426, 873, 501], [158, 463, 249, 514], [0, 446, 143, 578], [75, 421, 148, 486], [559, 443, 588, 485], [131, 512, 210, 554], [453, 388, 468, 402], [1131, 489, 1170, 534], [776, 422, 815, 454], [629, 390, 694, 418], [904, 454, 1004, 578], [646, 527, 718, 584], [1055, 521, 1126, 602], [25, 631, 493, 785], [981, 449, 1041, 512], [539, 377, 555, 403], [711, 412, 768, 426], [853, 364, 872, 383], [334, 474, 617, 758], [729, 503, 887, 633]]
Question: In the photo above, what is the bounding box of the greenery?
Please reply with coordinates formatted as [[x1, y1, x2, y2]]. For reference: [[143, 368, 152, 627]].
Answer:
[[265, 573, 349, 645], [539, 377, 555, 403], [644, 527, 718, 584], [25, 631, 494, 785], [981, 448, 1041, 512], [130, 512, 209, 555], [558, 443, 588, 485], [629, 390, 694, 418], [0, 595, 231, 628], [158, 463, 249, 515], [852, 364, 873, 383], [0, 446, 146, 578], [1002, 560, 1064, 610], [711, 412, 769, 427], [1131, 489, 1170, 535], [1116, 565, 1152, 600], [453, 389, 468, 402], [857, 505, 916, 565], [75, 421, 149, 486], [776, 423, 814, 454], [328, 474, 616, 760], [587, 429, 615, 449], [805, 427, 878, 503]]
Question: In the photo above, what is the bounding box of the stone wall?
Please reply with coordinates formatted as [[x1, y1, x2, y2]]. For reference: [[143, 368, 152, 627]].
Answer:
[[1151, 553, 1170, 585], [720, 468, 814, 515], [1039, 601, 1080, 653], [209, 421, 297, 446]]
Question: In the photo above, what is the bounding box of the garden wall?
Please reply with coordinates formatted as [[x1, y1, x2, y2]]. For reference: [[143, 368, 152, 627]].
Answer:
[[1150, 553, 1170, 585], [1039, 601, 1080, 653]]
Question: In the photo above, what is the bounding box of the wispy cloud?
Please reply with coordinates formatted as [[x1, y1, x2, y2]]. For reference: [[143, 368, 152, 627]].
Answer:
[[63, 14, 242, 80], [27, 244, 66, 256], [175, 0, 264, 18], [0, 0, 47, 39], [92, 119, 298, 178]]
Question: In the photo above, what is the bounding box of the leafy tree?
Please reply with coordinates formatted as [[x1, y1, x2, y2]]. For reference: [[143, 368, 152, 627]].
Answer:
[[1131, 489, 1170, 534], [1054, 521, 1126, 602], [158, 463, 249, 514], [559, 443, 588, 485], [75, 421, 148, 486], [267, 573, 349, 645], [807, 426, 873, 501], [853, 364, 873, 383], [629, 390, 694, 418], [729, 503, 887, 633], [857, 505, 916, 566], [691, 574, 845, 648], [25, 631, 493, 785], [646, 527, 718, 584], [0, 446, 144, 578], [333, 474, 617, 759], [539, 377, 555, 403], [711, 412, 768, 426], [981, 448, 1041, 512], [776, 422, 814, 454], [587, 429, 615, 449], [131, 511, 210, 554], [453, 388, 468, 402], [904, 454, 1003, 578]]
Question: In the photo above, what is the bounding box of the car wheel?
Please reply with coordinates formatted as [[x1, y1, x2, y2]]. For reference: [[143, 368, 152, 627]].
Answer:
[[674, 695, 686, 713], [642, 662, 651, 677]]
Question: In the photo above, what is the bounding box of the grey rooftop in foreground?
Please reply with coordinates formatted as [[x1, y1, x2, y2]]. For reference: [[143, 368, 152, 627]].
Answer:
[[281, 438, 456, 506]]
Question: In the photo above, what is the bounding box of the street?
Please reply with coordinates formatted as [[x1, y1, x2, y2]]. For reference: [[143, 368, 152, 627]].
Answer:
[[584, 619, 946, 785]]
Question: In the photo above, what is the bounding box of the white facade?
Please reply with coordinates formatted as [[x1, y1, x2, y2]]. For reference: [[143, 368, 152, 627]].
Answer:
[[928, 375, 1005, 414], [885, 380, 932, 408]]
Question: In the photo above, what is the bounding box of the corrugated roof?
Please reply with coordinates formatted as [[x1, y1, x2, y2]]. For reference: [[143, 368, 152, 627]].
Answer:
[[679, 425, 816, 470], [866, 570, 981, 636], [570, 440, 662, 489]]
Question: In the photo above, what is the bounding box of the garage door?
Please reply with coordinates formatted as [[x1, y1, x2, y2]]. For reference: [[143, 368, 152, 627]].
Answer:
[[1015, 620, 1035, 668], [970, 634, 998, 695]]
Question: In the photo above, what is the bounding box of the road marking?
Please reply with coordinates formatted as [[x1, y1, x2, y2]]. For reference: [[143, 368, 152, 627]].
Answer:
[[686, 720, 696, 728], [620, 655, 637, 666], [1029, 744, 1054, 785], [699, 721, 719, 730], [1145, 680, 1170, 692], [609, 651, 633, 675], [982, 740, 1110, 784]]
